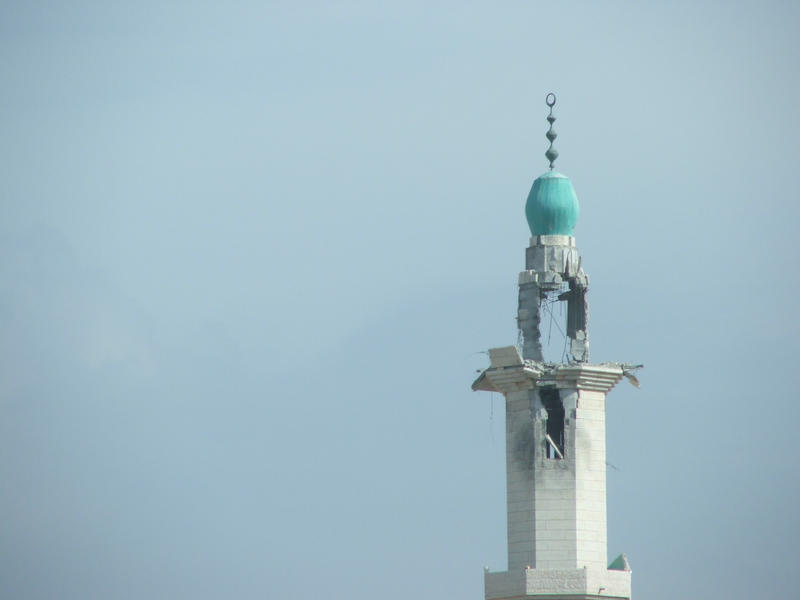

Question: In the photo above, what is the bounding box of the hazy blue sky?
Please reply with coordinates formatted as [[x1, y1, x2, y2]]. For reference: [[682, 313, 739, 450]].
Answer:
[[1, 2, 799, 599]]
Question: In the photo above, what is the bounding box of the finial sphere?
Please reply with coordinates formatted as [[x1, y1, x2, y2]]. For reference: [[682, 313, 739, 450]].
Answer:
[[546, 93, 556, 107]]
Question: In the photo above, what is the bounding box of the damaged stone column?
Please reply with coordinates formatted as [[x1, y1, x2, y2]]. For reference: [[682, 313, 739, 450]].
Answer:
[[517, 234, 590, 363], [517, 276, 543, 361], [564, 272, 589, 362]]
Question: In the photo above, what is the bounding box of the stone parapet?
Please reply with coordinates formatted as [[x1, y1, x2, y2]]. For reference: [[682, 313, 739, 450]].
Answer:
[[485, 568, 631, 600]]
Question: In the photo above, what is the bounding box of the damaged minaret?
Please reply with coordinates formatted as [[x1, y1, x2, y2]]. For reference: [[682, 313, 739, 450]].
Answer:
[[472, 94, 640, 600]]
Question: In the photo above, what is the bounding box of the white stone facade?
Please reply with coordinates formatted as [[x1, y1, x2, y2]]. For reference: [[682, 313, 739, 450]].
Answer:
[[503, 375, 617, 571], [474, 363, 632, 599]]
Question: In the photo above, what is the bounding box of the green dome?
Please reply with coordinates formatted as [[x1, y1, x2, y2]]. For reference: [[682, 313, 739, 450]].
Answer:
[[525, 171, 579, 236]]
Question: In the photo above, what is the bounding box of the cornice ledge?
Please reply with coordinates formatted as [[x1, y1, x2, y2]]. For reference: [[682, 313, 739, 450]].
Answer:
[[538, 363, 624, 393], [471, 363, 542, 394], [472, 349, 642, 395]]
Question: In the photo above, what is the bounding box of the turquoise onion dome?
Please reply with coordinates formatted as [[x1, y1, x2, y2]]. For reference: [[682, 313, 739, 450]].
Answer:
[[525, 171, 579, 235]]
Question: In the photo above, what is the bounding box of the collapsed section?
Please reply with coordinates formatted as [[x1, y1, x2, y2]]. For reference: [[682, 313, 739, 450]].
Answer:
[[517, 272, 589, 363], [518, 236, 590, 364]]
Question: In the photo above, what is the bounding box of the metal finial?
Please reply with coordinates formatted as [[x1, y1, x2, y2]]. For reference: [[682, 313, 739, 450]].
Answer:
[[545, 93, 558, 170]]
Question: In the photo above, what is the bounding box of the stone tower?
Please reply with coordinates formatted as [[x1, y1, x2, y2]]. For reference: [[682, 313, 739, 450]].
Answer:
[[471, 95, 639, 600]]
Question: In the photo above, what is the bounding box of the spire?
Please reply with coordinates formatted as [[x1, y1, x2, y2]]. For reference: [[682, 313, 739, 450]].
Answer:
[[545, 92, 558, 170]]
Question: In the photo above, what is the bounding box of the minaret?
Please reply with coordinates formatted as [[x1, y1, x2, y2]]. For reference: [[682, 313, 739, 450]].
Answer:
[[472, 94, 639, 600]]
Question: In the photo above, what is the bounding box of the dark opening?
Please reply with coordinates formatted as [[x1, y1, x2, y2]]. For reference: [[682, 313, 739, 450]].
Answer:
[[540, 387, 565, 459], [565, 280, 587, 339]]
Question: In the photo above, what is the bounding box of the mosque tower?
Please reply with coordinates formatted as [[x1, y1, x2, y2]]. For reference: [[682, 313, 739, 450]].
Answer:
[[471, 94, 640, 600]]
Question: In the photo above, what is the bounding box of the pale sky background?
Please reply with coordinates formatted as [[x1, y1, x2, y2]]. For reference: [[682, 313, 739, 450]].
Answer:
[[1, 2, 799, 599]]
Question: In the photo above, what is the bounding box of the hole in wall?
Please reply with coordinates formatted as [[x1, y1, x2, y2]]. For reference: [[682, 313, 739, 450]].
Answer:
[[540, 387, 565, 459]]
